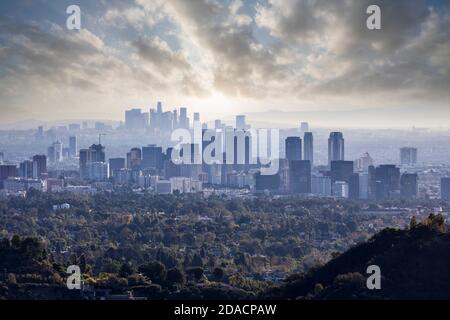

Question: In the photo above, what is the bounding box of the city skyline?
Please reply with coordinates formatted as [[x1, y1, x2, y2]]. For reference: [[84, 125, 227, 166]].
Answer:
[[1, 0, 449, 128]]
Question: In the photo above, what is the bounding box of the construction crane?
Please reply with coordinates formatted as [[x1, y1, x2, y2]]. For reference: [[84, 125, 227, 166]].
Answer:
[[98, 133, 106, 145]]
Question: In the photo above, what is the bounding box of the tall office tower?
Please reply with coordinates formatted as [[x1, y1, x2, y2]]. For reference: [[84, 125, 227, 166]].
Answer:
[[164, 148, 181, 179], [19, 160, 34, 179], [359, 173, 369, 199], [300, 122, 309, 133], [161, 111, 174, 134], [88, 162, 109, 181], [236, 115, 246, 130], [142, 112, 150, 127], [127, 148, 142, 170], [79, 149, 89, 179], [288, 160, 311, 193], [108, 158, 125, 177], [173, 109, 178, 128], [32, 155, 47, 179], [82, 121, 88, 130], [0, 152, 4, 164], [35, 126, 44, 141], [330, 161, 354, 183], [373, 165, 401, 200], [348, 173, 360, 200], [400, 173, 418, 200], [157, 101, 162, 113], [255, 171, 281, 192], [215, 120, 222, 129], [142, 145, 164, 171], [179, 107, 189, 129], [69, 136, 77, 158], [0, 164, 17, 189], [400, 147, 418, 165], [79, 144, 106, 180], [312, 174, 332, 196], [125, 108, 146, 129], [194, 112, 200, 122], [367, 165, 377, 199], [303, 132, 313, 165], [285, 137, 302, 161], [355, 152, 374, 172], [328, 132, 345, 165], [441, 177, 450, 200], [48, 141, 62, 162]]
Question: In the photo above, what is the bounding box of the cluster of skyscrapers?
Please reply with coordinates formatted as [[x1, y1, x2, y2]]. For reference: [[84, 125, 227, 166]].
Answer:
[[1, 101, 450, 200]]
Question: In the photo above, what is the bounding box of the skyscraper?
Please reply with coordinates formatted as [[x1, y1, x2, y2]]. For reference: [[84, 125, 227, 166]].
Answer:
[[32, 155, 47, 179], [142, 145, 164, 171], [127, 148, 142, 170], [300, 122, 309, 133], [371, 165, 401, 200], [236, 115, 246, 130], [19, 160, 34, 179], [285, 137, 302, 161], [400, 173, 418, 200], [328, 132, 344, 165], [0, 164, 17, 189], [179, 107, 189, 129], [79, 144, 106, 180], [289, 160, 311, 193], [109, 158, 126, 177], [400, 147, 418, 165], [125, 108, 146, 129], [69, 136, 77, 158], [440, 177, 450, 200], [303, 132, 313, 165]]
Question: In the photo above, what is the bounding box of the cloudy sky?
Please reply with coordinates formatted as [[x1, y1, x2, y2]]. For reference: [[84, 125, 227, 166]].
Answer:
[[0, 0, 449, 128]]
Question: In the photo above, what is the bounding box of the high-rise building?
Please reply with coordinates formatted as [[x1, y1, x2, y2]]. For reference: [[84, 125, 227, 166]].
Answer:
[[289, 160, 311, 193], [179, 107, 189, 129], [303, 132, 313, 165], [109, 158, 126, 177], [441, 177, 450, 200], [142, 145, 164, 171], [400, 173, 418, 200], [32, 155, 47, 179], [359, 173, 369, 200], [400, 147, 418, 165], [79, 144, 106, 180], [125, 109, 147, 130], [312, 174, 332, 196], [0, 152, 4, 164], [330, 161, 354, 183], [255, 172, 281, 191], [127, 148, 142, 170], [370, 165, 401, 200], [88, 162, 109, 181], [355, 152, 374, 172], [333, 181, 349, 198], [330, 160, 355, 197], [285, 137, 302, 161], [194, 112, 200, 122], [69, 136, 77, 158], [19, 160, 34, 179], [348, 173, 360, 200], [300, 122, 309, 133], [236, 115, 246, 130], [0, 164, 17, 189], [328, 132, 344, 165]]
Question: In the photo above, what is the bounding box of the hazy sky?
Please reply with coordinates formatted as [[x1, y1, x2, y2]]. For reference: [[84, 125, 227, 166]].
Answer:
[[0, 0, 449, 127]]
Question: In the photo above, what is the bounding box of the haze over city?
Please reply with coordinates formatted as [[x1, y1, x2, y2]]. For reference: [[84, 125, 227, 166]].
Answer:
[[0, 0, 449, 128]]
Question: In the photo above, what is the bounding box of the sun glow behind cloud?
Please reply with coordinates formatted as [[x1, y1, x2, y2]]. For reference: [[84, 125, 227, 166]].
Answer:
[[0, 0, 449, 127]]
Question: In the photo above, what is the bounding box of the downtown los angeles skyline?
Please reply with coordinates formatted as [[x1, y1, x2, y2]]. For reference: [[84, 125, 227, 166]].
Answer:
[[0, 0, 449, 128]]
